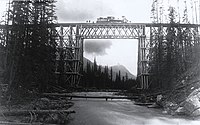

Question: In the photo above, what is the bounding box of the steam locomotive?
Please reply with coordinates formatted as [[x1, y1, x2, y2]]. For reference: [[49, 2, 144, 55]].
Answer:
[[96, 16, 128, 23]]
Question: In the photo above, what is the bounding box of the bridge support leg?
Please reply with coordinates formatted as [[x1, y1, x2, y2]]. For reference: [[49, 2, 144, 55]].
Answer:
[[56, 25, 83, 87], [137, 26, 149, 89]]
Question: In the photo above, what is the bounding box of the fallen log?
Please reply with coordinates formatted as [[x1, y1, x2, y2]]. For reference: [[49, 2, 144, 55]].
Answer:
[[1, 110, 75, 116], [43, 93, 139, 100], [0, 121, 60, 125], [147, 103, 162, 108], [38, 103, 73, 110], [0, 121, 35, 125], [134, 102, 154, 106]]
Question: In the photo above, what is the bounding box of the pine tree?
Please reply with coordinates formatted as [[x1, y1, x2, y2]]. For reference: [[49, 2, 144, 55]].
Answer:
[[125, 72, 128, 81], [165, 6, 178, 89], [93, 57, 97, 72], [5, 0, 57, 93], [86, 61, 92, 87], [110, 67, 113, 82], [118, 70, 121, 82], [122, 76, 125, 83]]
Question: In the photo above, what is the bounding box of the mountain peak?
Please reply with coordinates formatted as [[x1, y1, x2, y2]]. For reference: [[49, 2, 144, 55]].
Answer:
[[83, 57, 136, 80], [110, 65, 136, 79]]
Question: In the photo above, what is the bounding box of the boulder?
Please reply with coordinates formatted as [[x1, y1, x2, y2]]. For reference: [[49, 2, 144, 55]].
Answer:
[[175, 107, 187, 115], [182, 88, 200, 116]]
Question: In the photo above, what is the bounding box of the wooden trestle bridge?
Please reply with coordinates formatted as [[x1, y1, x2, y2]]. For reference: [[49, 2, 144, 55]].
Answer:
[[0, 23, 200, 89]]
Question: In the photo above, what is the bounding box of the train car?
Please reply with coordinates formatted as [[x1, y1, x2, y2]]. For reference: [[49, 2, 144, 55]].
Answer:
[[96, 16, 128, 23]]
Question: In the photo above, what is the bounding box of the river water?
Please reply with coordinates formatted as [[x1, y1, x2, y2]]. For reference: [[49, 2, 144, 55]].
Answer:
[[67, 92, 200, 125]]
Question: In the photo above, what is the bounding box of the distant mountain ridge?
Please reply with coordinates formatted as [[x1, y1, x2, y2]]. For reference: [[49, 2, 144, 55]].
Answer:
[[83, 57, 136, 80], [110, 64, 136, 80]]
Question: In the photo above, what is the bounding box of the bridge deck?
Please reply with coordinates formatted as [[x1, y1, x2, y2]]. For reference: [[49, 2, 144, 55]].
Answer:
[[43, 93, 139, 100], [55, 23, 200, 27], [0, 23, 199, 28]]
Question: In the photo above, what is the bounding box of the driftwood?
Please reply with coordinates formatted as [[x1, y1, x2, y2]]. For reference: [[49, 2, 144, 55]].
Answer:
[[0, 121, 34, 125], [147, 103, 162, 108], [1, 110, 75, 116], [134, 102, 154, 106], [0, 121, 63, 125], [43, 93, 139, 100], [40, 103, 73, 110]]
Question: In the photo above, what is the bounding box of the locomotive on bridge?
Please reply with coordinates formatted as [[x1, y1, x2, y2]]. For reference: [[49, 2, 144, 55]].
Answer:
[[96, 16, 128, 23]]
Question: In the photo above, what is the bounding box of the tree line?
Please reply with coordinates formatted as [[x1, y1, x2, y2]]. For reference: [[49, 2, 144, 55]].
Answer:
[[80, 58, 138, 90], [149, 7, 200, 90]]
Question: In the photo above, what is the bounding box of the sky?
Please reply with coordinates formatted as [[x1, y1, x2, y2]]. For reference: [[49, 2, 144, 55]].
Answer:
[[0, 0, 198, 75]]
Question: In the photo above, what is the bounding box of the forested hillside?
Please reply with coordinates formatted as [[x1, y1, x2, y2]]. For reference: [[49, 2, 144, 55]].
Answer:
[[81, 58, 138, 89]]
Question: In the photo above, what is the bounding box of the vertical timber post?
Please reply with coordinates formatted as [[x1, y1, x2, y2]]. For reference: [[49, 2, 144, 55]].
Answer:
[[68, 25, 74, 86], [58, 25, 83, 88], [137, 25, 149, 89], [56, 26, 65, 86], [75, 25, 82, 86], [80, 37, 84, 80]]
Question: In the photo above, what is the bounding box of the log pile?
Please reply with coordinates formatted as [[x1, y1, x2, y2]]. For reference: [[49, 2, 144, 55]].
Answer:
[[0, 97, 75, 124]]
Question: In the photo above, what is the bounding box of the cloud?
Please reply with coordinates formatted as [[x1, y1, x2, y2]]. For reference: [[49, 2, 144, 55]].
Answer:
[[84, 40, 112, 56], [55, 0, 113, 22]]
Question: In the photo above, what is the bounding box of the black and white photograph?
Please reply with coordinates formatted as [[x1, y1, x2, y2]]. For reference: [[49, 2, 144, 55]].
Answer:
[[0, 0, 200, 124]]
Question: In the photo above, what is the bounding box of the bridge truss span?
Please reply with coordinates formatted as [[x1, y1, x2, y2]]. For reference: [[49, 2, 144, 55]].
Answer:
[[80, 23, 145, 39]]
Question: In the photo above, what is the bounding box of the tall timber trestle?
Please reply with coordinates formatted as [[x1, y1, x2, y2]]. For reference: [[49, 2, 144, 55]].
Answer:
[[54, 23, 149, 89], [54, 23, 200, 89], [0, 23, 200, 89]]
